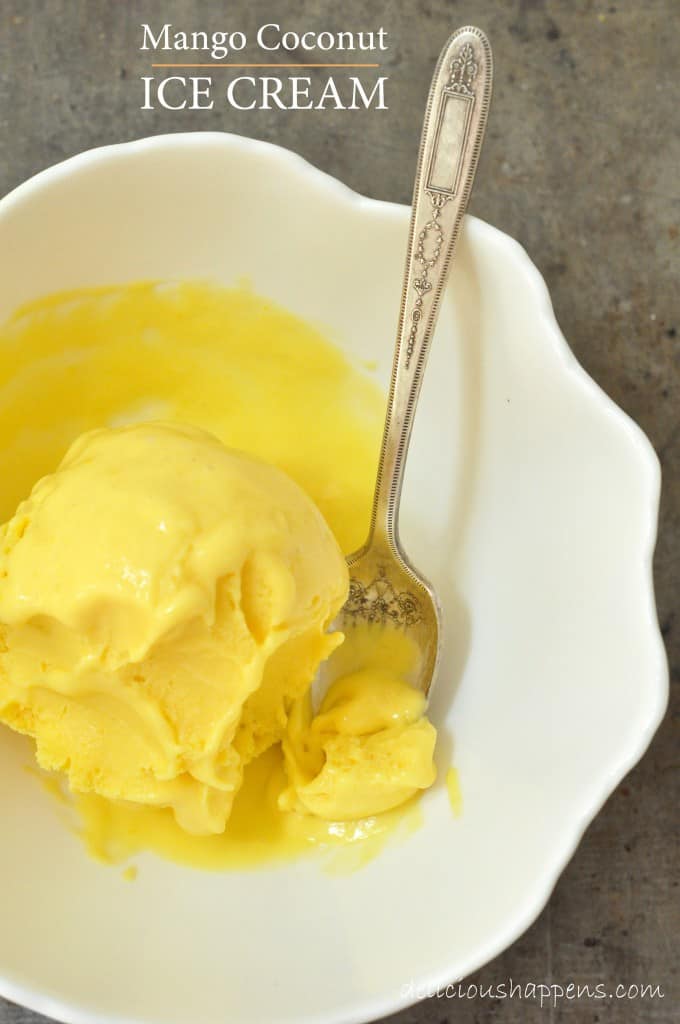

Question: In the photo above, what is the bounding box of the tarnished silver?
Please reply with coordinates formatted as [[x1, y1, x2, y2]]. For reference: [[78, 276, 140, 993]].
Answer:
[[339, 26, 493, 698]]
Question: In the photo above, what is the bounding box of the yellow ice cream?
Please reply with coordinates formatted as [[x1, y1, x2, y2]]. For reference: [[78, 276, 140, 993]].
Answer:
[[282, 669, 436, 819], [0, 422, 348, 834], [0, 281, 439, 864]]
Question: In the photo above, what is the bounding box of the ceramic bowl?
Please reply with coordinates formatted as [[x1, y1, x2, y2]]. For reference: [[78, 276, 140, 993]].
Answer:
[[0, 134, 667, 1024]]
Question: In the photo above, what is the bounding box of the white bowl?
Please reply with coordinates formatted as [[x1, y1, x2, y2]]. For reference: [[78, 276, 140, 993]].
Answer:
[[0, 134, 667, 1024]]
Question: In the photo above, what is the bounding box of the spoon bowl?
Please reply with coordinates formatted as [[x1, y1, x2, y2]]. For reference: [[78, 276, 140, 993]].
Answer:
[[344, 541, 441, 695]]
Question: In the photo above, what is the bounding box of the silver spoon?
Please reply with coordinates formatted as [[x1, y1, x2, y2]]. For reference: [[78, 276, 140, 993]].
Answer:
[[338, 26, 493, 697]]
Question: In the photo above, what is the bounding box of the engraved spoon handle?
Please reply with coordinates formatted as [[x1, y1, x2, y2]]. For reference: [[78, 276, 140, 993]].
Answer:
[[366, 27, 492, 552]]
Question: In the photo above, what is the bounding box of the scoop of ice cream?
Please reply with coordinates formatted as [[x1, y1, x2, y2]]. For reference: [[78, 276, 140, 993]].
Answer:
[[0, 422, 348, 834], [280, 668, 437, 819]]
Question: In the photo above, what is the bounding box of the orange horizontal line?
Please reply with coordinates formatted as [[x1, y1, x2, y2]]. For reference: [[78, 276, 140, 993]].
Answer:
[[151, 63, 381, 69]]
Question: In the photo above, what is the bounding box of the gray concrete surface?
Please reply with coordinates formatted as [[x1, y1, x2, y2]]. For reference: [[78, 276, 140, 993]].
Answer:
[[0, 1, 677, 1022]]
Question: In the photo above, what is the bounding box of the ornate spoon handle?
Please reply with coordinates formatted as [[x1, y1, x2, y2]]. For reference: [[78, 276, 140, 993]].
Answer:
[[366, 26, 492, 553]]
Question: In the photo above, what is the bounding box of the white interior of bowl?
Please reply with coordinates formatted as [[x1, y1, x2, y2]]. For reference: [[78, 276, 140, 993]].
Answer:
[[0, 134, 668, 1024]]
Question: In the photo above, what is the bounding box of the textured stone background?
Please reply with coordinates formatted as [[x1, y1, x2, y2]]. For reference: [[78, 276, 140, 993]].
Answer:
[[0, 1, 677, 1022]]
